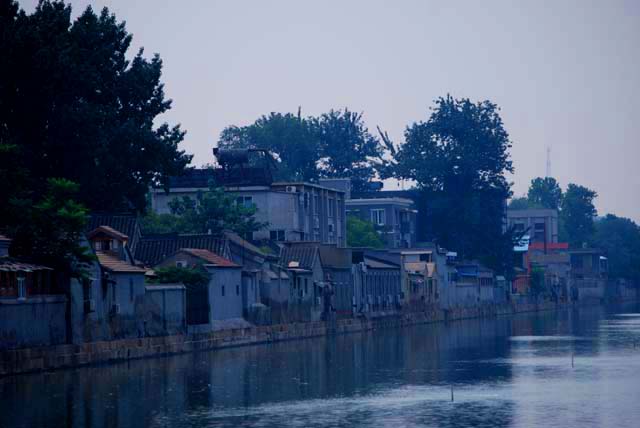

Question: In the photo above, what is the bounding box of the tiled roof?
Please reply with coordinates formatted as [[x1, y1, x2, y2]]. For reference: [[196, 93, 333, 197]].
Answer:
[[0, 258, 52, 272], [179, 248, 239, 267], [87, 213, 141, 253], [96, 252, 147, 273], [136, 233, 229, 267], [224, 231, 267, 257], [318, 245, 352, 270], [280, 246, 318, 271], [87, 225, 129, 241]]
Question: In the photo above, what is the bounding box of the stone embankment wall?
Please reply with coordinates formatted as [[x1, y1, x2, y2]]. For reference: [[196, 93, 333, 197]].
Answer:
[[0, 300, 623, 377]]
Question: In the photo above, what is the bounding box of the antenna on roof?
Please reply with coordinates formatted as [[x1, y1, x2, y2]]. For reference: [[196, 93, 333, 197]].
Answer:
[[546, 146, 552, 178]]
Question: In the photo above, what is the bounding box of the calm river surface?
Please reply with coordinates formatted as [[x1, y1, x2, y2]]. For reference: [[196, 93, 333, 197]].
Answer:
[[2, 303, 640, 428]]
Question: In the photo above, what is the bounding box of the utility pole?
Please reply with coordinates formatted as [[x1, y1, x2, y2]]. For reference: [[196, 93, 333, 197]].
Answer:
[[546, 146, 552, 178]]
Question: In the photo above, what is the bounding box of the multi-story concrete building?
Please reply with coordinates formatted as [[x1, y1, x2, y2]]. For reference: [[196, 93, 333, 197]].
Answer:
[[506, 208, 559, 244], [345, 197, 417, 248], [149, 169, 347, 247]]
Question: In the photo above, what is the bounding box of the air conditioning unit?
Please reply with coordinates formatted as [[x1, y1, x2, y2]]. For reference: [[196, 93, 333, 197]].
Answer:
[[286, 185, 297, 193], [84, 299, 96, 313], [111, 304, 121, 315]]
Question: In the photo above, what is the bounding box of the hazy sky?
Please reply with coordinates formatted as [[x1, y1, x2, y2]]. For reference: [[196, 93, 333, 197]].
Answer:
[[22, 0, 640, 221]]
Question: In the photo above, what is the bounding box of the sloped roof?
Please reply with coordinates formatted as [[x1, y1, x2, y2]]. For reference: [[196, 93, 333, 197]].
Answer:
[[224, 231, 268, 257], [178, 248, 239, 268], [318, 245, 351, 270], [87, 213, 141, 253], [364, 256, 398, 269], [87, 225, 129, 241], [0, 258, 52, 272], [280, 246, 318, 271], [96, 252, 146, 273], [135, 233, 229, 267]]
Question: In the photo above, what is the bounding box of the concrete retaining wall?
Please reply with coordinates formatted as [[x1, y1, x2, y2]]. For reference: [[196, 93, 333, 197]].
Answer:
[[0, 296, 67, 351], [0, 299, 586, 377]]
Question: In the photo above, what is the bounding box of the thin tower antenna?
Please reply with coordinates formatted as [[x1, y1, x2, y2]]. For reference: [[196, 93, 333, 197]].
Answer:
[[546, 146, 552, 178]]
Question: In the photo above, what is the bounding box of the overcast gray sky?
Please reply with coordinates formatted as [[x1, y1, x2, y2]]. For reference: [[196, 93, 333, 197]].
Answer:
[[23, 0, 640, 221]]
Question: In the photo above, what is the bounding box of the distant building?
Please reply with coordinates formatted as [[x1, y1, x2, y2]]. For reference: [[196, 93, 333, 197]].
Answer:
[[149, 169, 347, 247], [507, 208, 559, 244], [346, 197, 417, 248], [155, 248, 243, 327], [569, 248, 608, 302]]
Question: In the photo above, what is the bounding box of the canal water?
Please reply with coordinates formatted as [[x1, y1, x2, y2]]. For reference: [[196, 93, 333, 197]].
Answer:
[[1, 303, 639, 428]]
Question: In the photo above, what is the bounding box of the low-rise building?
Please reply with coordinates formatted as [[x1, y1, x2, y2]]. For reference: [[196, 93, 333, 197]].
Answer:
[[507, 208, 559, 244], [149, 166, 347, 246], [155, 248, 243, 330], [346, 197, 417, 248], [569, 248, 608, 302]]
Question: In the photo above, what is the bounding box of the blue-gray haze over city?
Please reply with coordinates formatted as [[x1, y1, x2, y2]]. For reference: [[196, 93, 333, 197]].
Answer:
[[22, 0, 640, 221]]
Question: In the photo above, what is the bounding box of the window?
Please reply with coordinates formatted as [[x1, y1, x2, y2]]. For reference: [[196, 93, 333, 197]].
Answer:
[[371, 209, 385, 226], [304, 192, 309, 209], [571, 254, 584, 268], [221, 285, 225, 297], [236, 284, 240, 296], [236, 196, 253, 207], [129, 278, 134, 301], [328, 198, 335, 217], [270, 230, 286, 241], [419, 253, 430, 262], [314, 195, 319, 214], [304, 278, 308, 295], [533, 222, 545, 242]]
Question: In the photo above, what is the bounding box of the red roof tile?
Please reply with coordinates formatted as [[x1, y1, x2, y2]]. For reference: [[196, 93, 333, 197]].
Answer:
[[179, 248, 239, 267], [96, 252, 147, 273], [88, 225, 129, 242]]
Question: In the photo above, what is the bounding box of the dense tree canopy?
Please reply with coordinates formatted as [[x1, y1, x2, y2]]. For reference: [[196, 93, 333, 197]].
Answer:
[[346, 216, 385, 249], [218, 110, 320, 182], [313, 109, 385, 192], [391, 95, 516, 273], [8, 178, 95, 279], [142, 180, 267, 238], [593, 215, 640, 282], [527, 177, 563, 209], [0, 0, 191, 218], [560, 183, 597, 247], [218, 108, 386, 192]]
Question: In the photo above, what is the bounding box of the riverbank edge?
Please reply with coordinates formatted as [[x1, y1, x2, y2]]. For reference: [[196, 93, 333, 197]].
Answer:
[[1, 299, 636, 377]]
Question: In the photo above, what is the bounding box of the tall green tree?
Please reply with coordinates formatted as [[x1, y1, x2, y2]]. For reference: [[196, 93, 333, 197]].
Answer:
[[392, 95, 515, 273], [508, 196, 534, 210], [0, 0, 191, 215], [218, 108, 387, 191], [218, 110, 320, 182], [593, 214, 640, 282], [8, 178, 95, 279], [560, 183, 597, 247], [527, 177, 563, 209], [313, 108, 385, 192]]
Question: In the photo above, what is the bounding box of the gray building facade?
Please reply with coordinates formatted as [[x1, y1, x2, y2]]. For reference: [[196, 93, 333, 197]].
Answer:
[[507, 208, 559, 244], [346, 197, 417, 248]]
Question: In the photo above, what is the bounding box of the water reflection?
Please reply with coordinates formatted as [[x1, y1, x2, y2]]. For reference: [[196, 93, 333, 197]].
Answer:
[[1, 304, 639, 428]]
